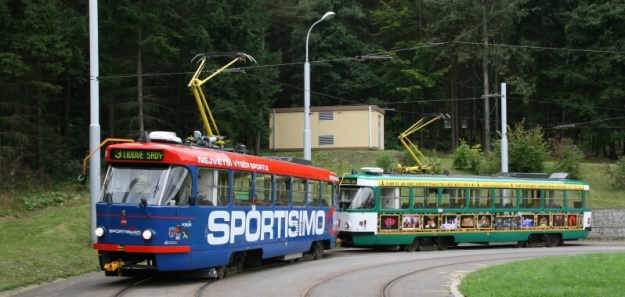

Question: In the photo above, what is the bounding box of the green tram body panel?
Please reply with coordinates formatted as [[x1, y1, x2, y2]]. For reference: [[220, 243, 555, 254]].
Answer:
[[338, 170, 591, 247], [350, 230, 589, 246]]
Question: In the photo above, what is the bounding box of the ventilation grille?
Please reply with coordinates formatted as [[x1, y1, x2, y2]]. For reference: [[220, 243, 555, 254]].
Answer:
[[319, 135, 334, 145], [319, 111, 334, 121]]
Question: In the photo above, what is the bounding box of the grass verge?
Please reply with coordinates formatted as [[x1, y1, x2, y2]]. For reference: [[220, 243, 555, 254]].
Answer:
[[459, 253, 625, 297], [0, 198, 98, 292]]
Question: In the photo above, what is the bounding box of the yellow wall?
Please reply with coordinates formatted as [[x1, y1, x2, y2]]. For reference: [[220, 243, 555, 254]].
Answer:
[[269, 105, 385, 151]]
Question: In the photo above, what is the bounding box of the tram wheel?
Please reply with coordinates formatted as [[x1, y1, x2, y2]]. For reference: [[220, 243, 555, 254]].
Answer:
[[437, 237, 451, 251], [216, 266, 226, 279], [513, 241, 527, 248], [405, 238, 420, 252], [233, 253, 245, 272], [310, 241, 324, 259], [545, 234, 560, 248]]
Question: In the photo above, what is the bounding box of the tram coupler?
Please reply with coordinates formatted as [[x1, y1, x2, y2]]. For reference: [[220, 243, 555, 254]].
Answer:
[[104, 260, 125, 272]]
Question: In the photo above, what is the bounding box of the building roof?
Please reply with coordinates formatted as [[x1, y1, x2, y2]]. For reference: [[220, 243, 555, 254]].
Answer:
[[271, 105, 386, 115]]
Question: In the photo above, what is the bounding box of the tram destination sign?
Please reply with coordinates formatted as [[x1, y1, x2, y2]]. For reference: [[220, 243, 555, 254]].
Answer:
[[110, 149, 164, 161]]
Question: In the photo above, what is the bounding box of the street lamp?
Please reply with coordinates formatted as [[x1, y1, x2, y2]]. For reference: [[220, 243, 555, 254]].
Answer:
[[304, 11, 335, 161]]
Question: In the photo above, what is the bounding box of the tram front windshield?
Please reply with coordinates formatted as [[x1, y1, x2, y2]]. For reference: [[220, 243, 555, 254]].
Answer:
[[100, 164, 191, 206], [340, 186, 375, 209]]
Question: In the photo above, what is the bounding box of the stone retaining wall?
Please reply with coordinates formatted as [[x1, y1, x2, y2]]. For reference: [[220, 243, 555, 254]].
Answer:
[[587, 209, 625, 240]]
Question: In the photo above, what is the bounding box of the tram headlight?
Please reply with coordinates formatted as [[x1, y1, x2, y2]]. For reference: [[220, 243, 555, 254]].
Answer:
[[142, 229, 155, 240], [344, 222, 351, 229], [95, 227, 106, 238]]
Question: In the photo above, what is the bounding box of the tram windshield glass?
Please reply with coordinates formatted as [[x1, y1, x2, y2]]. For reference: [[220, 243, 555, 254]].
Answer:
[[100, 164, 191, 206], [340, 186, 375, 209]]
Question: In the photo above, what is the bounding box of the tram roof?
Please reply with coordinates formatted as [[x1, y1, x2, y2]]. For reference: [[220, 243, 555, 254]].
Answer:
[[341, 171, 589, 190], [105, 141, 339, 182]]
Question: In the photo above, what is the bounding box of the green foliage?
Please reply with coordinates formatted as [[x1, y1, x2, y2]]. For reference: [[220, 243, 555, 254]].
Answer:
[[608, 157, 625, 189], [451, 139, 483, 173], [1, 0, 625, 185], [549, 137, 584, 179], [428, 155, 443, 174], [489, 121, 549, 174], [375, 154, 396, 173], [481, 149, 502, 175], [20, 191, 72, 211]]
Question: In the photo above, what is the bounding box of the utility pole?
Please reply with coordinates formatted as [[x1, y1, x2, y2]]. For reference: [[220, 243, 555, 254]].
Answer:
[[482, 0, 491, 154]]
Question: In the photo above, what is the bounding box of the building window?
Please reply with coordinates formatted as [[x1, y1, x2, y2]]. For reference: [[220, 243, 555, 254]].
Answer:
[[319, 111, 334, 121], [319, 135, 334, 145]]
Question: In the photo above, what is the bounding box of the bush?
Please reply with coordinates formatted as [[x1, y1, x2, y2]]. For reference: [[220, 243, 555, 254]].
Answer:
[[608, 157, 625, 188], [549, 137, 584, 179], [375, 154, 396, 173], [480, 152, 501, 175], [428, 155, 443, 174], [20, 191, 72, 211], [488, 120, 549, 174], [451, 139, 483, 173]]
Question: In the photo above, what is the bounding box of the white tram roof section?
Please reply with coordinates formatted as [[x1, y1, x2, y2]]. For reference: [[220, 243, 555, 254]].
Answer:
[[349, 171, 589, 191]]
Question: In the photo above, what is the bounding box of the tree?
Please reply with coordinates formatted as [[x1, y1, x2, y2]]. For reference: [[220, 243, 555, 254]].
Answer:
[[488, 120, 549, 173]]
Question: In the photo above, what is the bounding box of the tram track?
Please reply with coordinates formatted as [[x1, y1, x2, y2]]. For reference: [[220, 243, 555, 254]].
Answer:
[[109, 257, 306, 297], [113, 277, 154, 297], [380, 254, 545, 297], [301, 247, 613, 297], [111, 275, 216, 297], [194, 280, 216, 297]]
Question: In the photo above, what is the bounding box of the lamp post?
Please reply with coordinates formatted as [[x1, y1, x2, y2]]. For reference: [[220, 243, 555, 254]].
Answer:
[[304, 11, 335, 161]]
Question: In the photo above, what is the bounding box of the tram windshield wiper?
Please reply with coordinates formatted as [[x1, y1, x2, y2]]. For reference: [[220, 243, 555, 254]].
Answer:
[[138, 178, 161, 207], [139, 187, 158, 207]]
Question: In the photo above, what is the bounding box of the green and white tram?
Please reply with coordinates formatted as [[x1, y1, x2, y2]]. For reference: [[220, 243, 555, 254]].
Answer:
[[337, 167, 591, 251]]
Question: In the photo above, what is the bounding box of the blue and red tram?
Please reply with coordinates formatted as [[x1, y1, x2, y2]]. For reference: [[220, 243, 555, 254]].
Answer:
[[93, 131, 339, 278]]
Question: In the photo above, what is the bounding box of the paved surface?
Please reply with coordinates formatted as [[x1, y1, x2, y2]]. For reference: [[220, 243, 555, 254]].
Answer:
[[5, 241, 625, 297]]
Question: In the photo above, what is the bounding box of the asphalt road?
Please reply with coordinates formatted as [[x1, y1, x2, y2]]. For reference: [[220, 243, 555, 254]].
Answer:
[[5, 240, 625, 297]]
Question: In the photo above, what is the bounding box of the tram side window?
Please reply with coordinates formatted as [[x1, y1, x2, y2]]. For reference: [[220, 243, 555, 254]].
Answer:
[[232, 171, 253, 206], [520, 190, 540, 209], [197, 168, 228, 206], [255, 173, 272, 206], [291, 177, 306, 207], [470, 189, 491, 208], [442, 188, 465, 208], [495, 188, 517, 209], [275, 175, 291, 206], [380, 187, 402, 210], [412, 187, 427, 209], [568, 190, 584, 209], [546, 190, 565, 209], [321, 182, 334, 207], [308, 180, 321, 207], [400, 187, 410, 209]]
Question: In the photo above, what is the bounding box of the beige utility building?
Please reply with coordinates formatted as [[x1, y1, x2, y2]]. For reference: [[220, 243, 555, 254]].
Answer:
[[269, 105, 385, 151]]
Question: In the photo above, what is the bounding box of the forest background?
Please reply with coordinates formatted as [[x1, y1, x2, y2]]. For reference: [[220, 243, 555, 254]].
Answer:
[[1, 0, 625, 190]]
